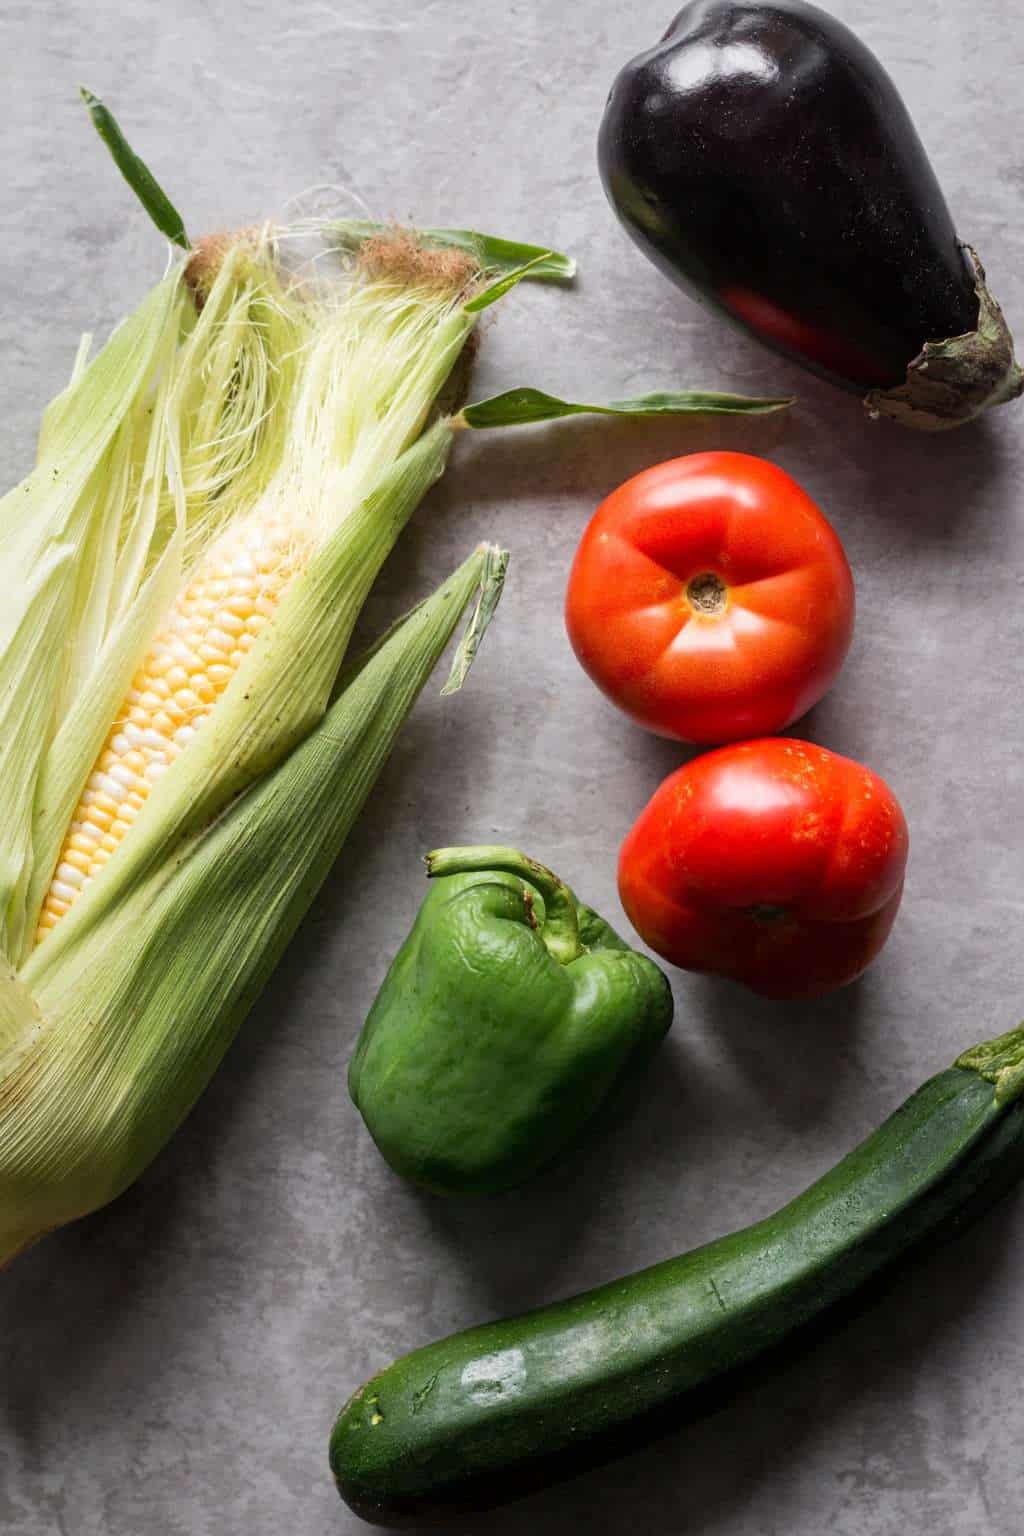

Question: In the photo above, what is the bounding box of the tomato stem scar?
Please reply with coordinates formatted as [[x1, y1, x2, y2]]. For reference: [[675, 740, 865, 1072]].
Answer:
[[686, 571, 728, 616]]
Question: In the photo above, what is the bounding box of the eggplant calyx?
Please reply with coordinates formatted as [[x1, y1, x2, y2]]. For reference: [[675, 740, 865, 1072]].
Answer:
[[864, 247, 1023, 431]]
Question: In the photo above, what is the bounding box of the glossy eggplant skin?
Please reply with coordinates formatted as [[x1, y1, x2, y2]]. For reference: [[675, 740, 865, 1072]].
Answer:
[[598, 0, 986, 399]]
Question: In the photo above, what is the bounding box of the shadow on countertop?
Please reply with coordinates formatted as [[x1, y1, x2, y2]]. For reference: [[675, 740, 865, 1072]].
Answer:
[[408, 954, 867, 1318]]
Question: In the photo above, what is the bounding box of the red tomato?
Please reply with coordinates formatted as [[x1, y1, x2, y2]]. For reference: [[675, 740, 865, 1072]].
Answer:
[[565, 452, 854, 744], [618, 739, 908, 999]]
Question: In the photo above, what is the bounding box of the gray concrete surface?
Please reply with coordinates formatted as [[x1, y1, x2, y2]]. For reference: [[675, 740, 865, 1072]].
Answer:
[[2, 1, 1023, 1531]]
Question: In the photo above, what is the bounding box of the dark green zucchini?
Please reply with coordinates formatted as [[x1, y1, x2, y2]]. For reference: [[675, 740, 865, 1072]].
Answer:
[[330, 1024, 1024, 1526]]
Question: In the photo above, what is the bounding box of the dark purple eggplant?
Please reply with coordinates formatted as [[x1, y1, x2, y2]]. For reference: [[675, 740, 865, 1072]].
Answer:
[[598, 0, 1022, 430]]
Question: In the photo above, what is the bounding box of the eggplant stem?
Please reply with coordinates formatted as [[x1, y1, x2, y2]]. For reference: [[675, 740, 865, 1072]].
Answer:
[[865, 247, 1023, 430]]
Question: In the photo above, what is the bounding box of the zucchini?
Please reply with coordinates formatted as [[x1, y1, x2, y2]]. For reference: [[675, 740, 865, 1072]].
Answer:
[[330, 1024, 1024, 1525]]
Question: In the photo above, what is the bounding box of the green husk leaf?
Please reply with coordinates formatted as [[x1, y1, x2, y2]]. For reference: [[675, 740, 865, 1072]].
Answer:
[[0, 271, 185, 960], [464, 254, 557, 314], [37, 333, 94, 462], [7, 545, 506, 1265], [328, 219, 575, 283], [80, 87, 189, 248], [441, 545, 508, 694], [0, 960, 41, 1067], [458, 386, 794, 428]]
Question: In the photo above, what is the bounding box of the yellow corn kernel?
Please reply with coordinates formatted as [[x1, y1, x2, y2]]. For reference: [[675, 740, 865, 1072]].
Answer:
[[35, 512, 309, 943]]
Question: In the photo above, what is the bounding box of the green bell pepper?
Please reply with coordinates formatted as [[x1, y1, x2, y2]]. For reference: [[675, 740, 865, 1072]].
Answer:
[[348, 845, 674, 1195]]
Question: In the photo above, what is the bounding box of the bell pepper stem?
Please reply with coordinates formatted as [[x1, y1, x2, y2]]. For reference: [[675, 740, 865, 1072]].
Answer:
[[425, 845, 583, 965]]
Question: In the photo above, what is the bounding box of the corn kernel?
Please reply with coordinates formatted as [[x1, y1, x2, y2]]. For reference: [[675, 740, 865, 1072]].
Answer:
[[36, 511, 310, 941]]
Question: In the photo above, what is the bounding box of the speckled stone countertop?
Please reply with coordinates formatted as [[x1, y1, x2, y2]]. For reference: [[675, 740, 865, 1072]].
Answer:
[[2, 2, 1023, 1532]]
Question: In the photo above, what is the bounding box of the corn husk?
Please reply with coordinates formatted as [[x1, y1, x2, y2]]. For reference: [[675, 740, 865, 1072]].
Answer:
[[2, 543, 506, 1266], [0, 206, 509, 1263]]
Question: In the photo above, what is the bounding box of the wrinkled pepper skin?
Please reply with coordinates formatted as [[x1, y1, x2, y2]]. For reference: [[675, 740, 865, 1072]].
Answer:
[[348, 847, 673, 1195]]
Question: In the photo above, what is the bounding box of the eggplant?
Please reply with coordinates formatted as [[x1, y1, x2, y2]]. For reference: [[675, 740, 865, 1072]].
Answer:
[[598, 0, 1022, 430]]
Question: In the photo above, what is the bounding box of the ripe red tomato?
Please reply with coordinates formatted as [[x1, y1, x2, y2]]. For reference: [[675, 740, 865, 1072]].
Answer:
[[565, 453, 854, 744], [618, 739, 908, 999]]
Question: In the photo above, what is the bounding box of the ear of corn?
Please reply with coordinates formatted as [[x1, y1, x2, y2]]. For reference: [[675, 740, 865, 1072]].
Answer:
[[0, 169, 513, 1264], [3, 543, 506, 1266], [13, 226, 480, 966]]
